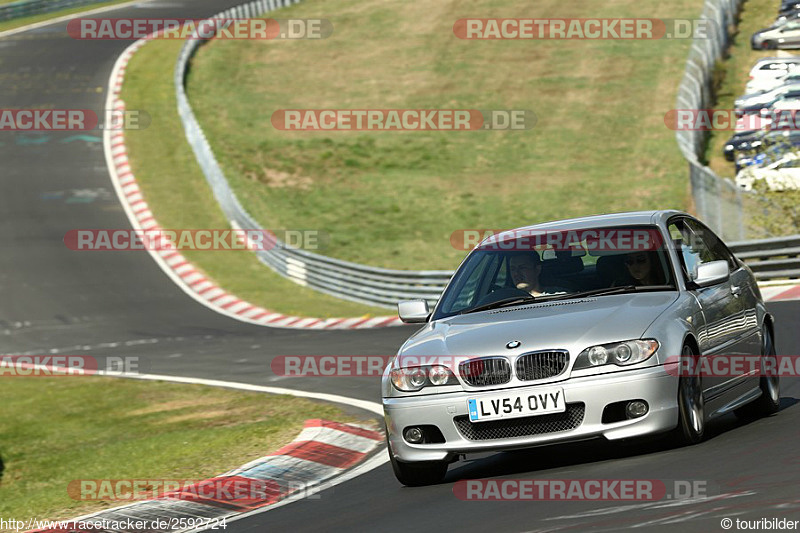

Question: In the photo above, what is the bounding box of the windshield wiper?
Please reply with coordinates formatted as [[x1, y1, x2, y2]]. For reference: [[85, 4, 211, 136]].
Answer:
[[542, 284, 674, 302], [459, 295, 536, 315], [546, 285, 638, 300]]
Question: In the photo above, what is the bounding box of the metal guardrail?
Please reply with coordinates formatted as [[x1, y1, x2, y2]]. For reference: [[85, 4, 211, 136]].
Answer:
[[0, 0, 106, 21], [174, 0, 452, 309], [729, 235, 800, 280], [675, 0, 747, 242]]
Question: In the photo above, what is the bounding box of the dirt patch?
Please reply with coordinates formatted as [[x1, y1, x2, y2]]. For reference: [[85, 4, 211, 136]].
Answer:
[[248, 167, 313, 190]]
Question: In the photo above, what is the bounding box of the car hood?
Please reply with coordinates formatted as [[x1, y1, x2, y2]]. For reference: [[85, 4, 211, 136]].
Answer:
[[398, 292, 679, 360]]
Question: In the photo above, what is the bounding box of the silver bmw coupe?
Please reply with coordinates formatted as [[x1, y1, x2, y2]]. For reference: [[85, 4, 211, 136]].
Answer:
[[383, 211, 779, 486]]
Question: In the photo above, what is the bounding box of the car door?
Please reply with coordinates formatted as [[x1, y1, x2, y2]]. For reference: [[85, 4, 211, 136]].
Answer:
[[686, 219, 760, 355], [780, 21, 800, 46], [667, 219, 749, 398]]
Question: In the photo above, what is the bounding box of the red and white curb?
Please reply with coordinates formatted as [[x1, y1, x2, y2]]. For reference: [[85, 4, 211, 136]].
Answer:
[[31, 419, 383, 533], [103, 35, 403, 330], [760, 283, 800, 302]]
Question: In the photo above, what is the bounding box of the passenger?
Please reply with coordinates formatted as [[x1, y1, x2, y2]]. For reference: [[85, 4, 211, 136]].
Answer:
[[624, 251, 659, 286]]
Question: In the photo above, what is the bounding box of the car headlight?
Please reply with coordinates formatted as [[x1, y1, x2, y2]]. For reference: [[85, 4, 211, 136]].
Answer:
[[574, 340, 659, 370], [390, 365, 458, 392]]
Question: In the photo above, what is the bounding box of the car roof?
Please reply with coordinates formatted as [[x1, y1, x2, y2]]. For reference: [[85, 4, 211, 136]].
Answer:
[[483, 210, 686, 238], [752, 58, 800, 68]]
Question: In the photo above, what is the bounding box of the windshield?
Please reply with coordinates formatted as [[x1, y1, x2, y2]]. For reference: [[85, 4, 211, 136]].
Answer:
[[433, 225, 676, 320]]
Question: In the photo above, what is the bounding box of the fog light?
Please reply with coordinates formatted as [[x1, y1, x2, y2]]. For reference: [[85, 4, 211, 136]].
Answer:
[[625, 400, 648, 419], [404, 427, 424, 444]]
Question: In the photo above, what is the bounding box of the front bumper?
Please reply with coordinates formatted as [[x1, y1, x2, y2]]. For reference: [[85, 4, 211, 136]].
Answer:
[[383, 364, 678, 463]]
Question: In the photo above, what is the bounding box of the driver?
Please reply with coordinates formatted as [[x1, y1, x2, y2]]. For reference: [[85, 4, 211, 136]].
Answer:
[[509, 252, 568, 296]]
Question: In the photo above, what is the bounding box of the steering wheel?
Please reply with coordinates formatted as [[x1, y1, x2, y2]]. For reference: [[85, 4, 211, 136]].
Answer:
[[475, 287, 532, 307]]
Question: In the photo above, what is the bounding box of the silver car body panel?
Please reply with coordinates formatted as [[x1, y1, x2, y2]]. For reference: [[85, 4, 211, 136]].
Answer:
[[382, 211, 770, 463]]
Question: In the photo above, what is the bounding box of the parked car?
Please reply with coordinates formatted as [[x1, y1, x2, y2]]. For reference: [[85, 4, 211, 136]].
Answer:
[[724, 130, 764, 161], [780, 1, 800, 15], [727, 129, 800, 162], [384, 211, 778, 486], [736, 154, 800, 191], [774, 9, 800, 26], [745, 68, 800, 94], [748, 57, 800, 82], [738, 92, 800, 118], [762, 96, 800, 116], [752, 19, 800, 49], [735, 142, 793, 172], [735, 83, 800, 114]]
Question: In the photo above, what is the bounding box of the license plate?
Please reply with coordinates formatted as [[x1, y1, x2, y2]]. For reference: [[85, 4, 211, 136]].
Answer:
[[467, 388, 565, 422]]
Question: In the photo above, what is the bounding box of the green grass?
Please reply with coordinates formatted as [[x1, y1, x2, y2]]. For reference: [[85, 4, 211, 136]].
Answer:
[[122, 39, 388, 317], [183, 0, 703, 270], [0, 0, 131, 33], [0, 377, 361, 525]]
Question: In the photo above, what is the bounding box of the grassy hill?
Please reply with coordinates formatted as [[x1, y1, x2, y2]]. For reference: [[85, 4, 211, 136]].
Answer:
[[186, 0, 703, 270]]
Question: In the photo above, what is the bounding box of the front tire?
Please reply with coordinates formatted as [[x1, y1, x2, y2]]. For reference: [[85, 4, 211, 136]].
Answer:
[[388, 444, 448, 486], [735, 326, 780, 420], [671, 344, 705, 446]]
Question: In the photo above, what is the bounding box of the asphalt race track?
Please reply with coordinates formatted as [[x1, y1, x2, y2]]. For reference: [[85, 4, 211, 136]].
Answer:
[[2, 2, 799, 532]]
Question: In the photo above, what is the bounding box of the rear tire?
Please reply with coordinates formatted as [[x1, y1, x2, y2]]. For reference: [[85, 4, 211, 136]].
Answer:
[[671, 344, 705, 446], [388, 445, 448, 486], [761, 40, 776, 50], [735, 326, 780, 420]]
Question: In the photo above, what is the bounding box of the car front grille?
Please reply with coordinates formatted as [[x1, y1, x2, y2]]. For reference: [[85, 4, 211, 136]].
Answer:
[[515, 351, 569, 381], [459, 357, 511, 387], [454, 403, 585, 441]]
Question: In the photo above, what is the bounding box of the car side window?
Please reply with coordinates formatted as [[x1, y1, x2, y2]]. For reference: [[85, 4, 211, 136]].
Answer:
[[668, 219, 736, 282], [668, 221, 703, 281], [685, 219, 737, 271]]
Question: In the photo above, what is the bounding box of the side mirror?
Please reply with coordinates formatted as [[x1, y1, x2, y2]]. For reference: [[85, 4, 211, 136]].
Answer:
[[692, 260, 730, 288], [398, 300, 431, 323]]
